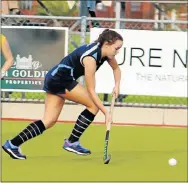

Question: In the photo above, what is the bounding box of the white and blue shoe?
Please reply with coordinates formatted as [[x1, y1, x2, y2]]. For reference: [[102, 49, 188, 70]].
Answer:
[[2, 140, 26, 160], [63, 139, 91, 156]]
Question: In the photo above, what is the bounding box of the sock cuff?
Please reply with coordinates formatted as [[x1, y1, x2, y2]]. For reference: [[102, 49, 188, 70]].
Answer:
[[81, 109, 95, 121], [34, 120, 46, 132]]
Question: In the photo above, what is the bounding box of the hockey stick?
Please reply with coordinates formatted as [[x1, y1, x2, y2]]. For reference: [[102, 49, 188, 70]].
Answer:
[[37, 0, 61, 27], [103, 94, 116, 164]]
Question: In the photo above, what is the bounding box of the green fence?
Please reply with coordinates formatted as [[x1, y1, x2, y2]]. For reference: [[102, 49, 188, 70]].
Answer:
[[1, 15, 187, 108]]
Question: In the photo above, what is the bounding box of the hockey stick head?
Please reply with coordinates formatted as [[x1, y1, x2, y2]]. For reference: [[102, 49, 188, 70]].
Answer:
[[104, 154, 111, 164]]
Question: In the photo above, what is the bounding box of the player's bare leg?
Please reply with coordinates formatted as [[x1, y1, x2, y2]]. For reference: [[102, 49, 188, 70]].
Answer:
[[60, 83, 99, 155], [2, 93, 65, 159]]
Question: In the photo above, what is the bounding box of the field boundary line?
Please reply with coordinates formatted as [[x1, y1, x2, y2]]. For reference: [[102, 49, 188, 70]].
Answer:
[[1, 118, 188, 128]]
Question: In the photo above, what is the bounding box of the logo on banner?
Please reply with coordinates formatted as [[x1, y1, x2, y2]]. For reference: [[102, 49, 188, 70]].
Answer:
[[12, 54, 42, 70], [5, 54, 48, 86]]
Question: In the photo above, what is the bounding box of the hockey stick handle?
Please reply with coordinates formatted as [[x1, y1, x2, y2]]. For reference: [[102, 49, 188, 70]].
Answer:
[[37, 0, 50, 13], [36, 0, 61, 26], [106, 94, 116, 131]]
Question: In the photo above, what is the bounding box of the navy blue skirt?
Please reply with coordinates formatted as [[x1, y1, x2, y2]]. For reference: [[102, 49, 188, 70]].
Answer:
[[43, 64, 78, 94]]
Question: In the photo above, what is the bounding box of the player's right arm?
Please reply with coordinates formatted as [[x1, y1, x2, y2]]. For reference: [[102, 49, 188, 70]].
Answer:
[[83, 56, 108, 116]]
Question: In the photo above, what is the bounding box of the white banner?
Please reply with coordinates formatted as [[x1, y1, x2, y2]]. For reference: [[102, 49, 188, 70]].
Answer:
[[90, 28, 187, 97]]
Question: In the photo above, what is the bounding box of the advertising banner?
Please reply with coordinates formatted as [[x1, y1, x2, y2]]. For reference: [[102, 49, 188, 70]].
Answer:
[[1, 26, 68, 92], [90, 28, 187, 97]]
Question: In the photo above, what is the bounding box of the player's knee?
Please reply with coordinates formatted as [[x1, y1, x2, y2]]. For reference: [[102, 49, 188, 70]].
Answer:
[[87, 103, 99, 115], [42, 119, 56, 129]]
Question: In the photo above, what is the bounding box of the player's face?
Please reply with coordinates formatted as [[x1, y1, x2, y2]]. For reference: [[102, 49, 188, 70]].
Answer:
[[107, 40, 123, 59]]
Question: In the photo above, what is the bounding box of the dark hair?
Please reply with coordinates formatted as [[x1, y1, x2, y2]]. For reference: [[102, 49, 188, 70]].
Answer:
[[95, 29, 123, 45]]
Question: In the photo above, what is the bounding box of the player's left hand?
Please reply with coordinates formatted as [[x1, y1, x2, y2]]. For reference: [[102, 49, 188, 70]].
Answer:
[[112, 85, 119, 99]]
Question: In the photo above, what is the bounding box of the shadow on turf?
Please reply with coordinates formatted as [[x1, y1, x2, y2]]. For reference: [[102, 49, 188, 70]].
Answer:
[[11, 149, 186, 165]]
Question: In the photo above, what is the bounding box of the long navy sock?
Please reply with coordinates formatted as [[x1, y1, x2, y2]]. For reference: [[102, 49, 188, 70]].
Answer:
[[10, 120, 46, 146], [68, 109, 95, 143]]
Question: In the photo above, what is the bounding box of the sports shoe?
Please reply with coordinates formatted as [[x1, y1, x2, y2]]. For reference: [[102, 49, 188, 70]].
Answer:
[[2, 140, 26, 160], [63, 139, 91, 155]]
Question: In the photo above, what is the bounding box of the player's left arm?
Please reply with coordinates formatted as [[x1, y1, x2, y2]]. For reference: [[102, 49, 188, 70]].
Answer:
[[107, 57, 121, 98], [1, 37, 14, 78]]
